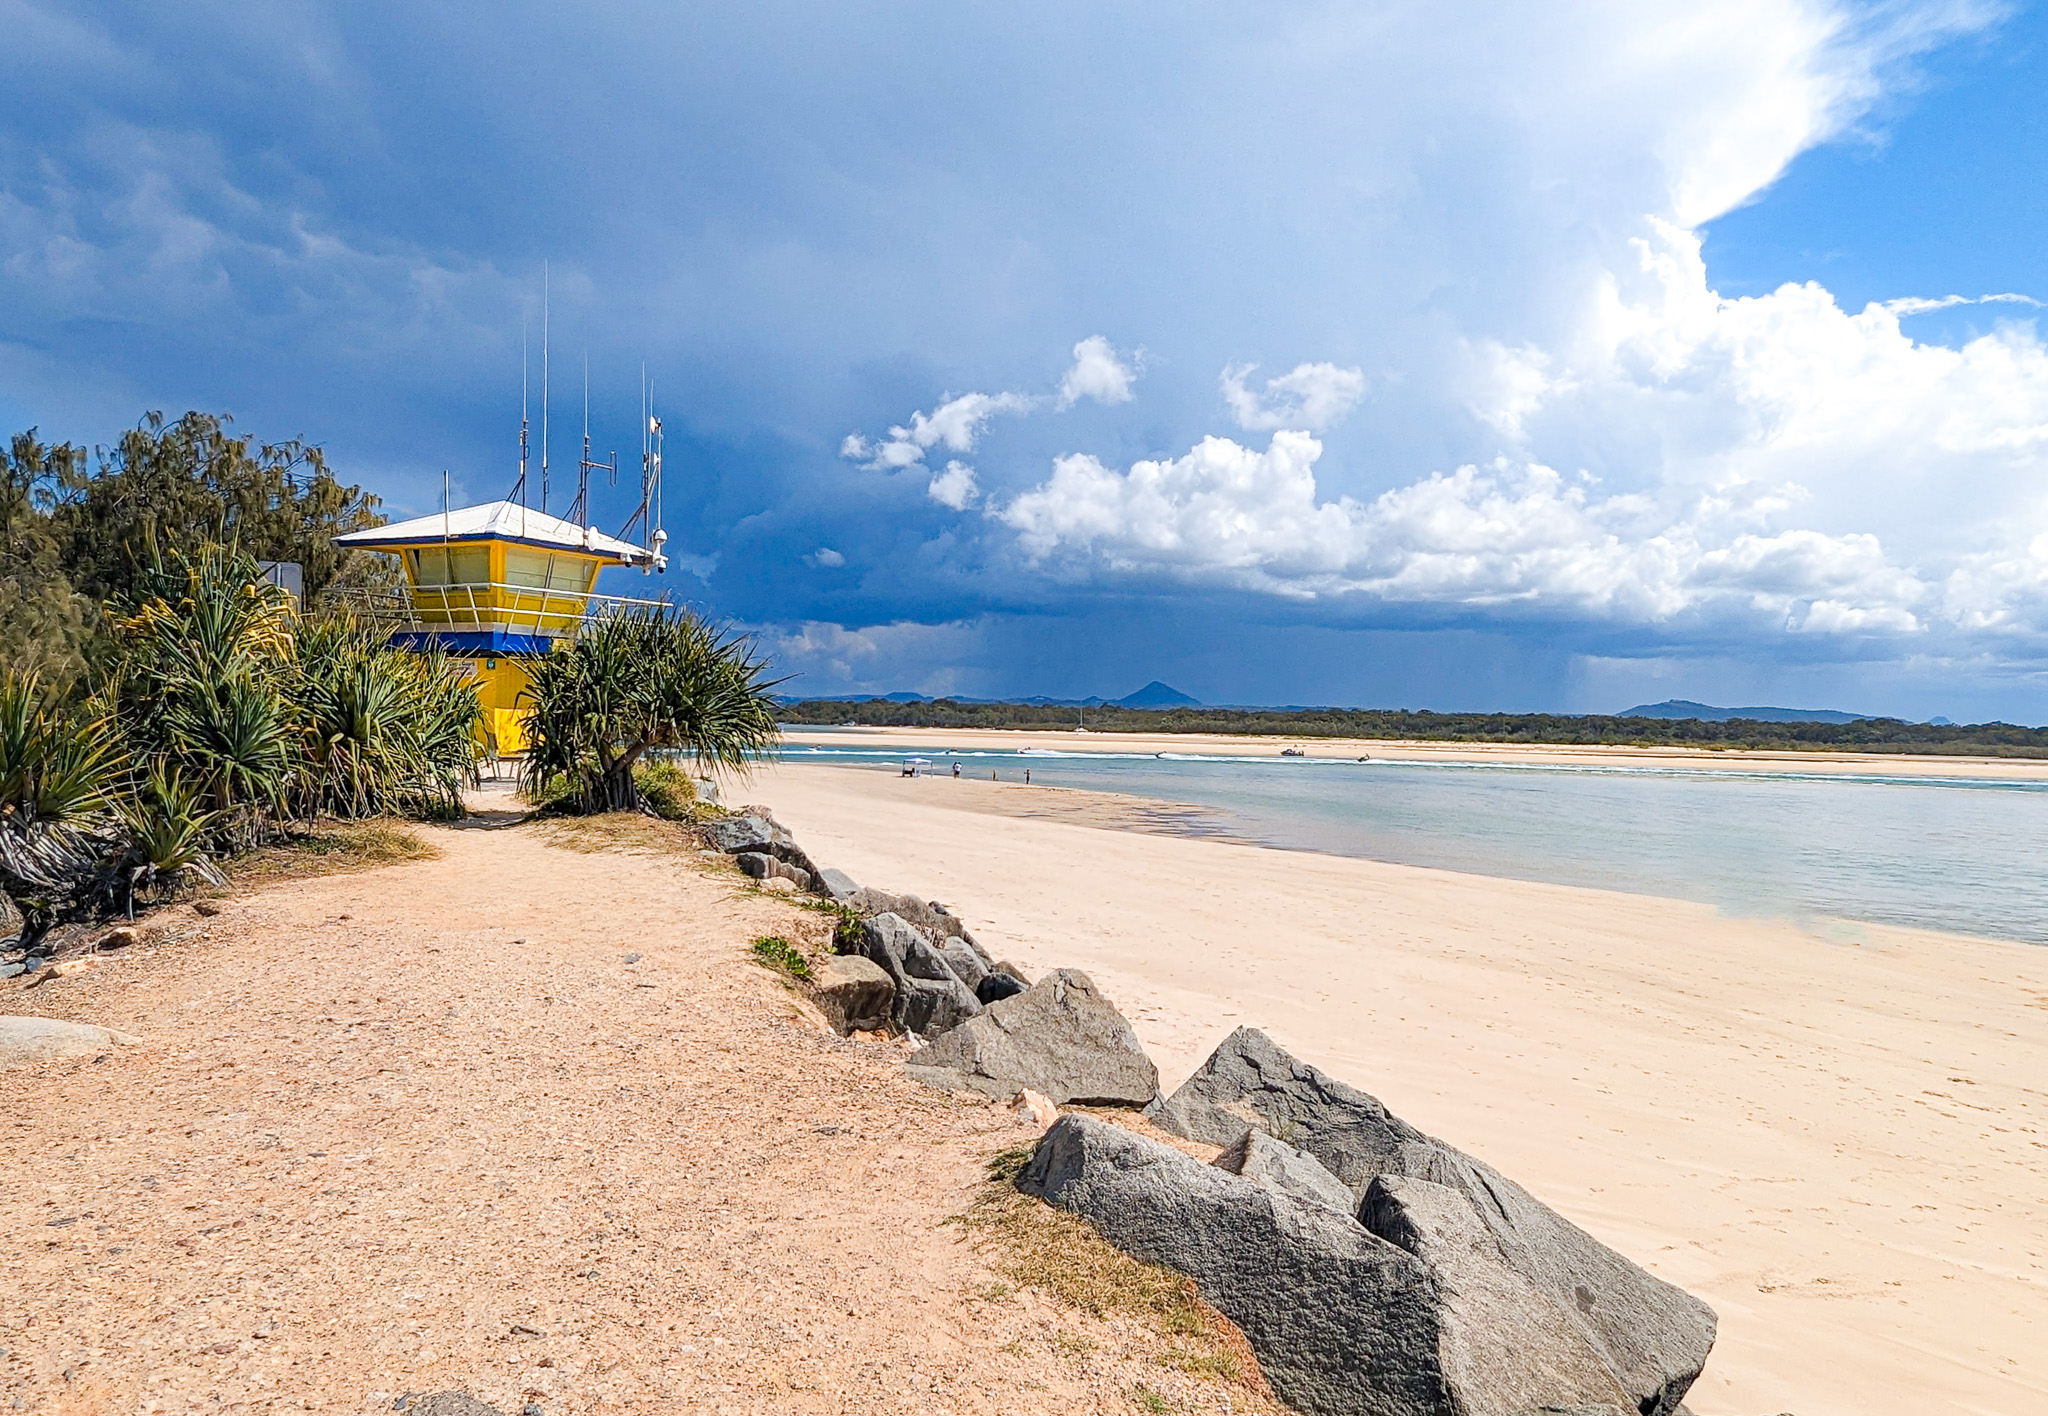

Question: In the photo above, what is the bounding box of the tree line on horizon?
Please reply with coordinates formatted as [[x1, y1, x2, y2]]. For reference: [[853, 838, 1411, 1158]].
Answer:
[[777, 697, 2048, 757]]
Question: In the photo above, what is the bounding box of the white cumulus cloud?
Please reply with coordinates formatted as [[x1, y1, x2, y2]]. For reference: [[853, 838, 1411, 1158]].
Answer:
[[1220, 362, 1368, 432], [998, 429, 1938, 630], [926, 460, 979, 510], [1880, 292, 2043, 318], [841, 390, 1036, 471], [1057, 335, 1139, 408]]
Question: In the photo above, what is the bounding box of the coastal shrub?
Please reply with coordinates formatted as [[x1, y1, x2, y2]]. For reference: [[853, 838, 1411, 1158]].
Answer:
[[631, 760, 699, 820], [288, 616, 481, 821], [519, 606, 780, 815], [0, 672, 123, 893], [119, 763, 226, 892], [0, 543, 486, 919], [110, 544, 300, 852], [749, 935, 813, 981]]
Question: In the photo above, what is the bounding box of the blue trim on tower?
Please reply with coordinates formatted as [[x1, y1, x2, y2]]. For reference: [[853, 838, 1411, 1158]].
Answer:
[[386, 629, 555, 656]]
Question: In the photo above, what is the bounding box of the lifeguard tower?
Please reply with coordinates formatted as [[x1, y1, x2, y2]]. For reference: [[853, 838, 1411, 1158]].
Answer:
[[334, 501, 661, 754]]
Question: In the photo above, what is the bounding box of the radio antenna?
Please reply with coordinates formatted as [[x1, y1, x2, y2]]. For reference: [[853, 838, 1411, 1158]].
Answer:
[[569, 351, 615, 528], [540, 262, 551, 514], [512, 318, 530, 510], [620, 363, 666, 572]]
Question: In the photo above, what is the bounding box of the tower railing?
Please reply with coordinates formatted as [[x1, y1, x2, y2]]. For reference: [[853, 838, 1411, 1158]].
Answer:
[[332, 582, 673, 641]]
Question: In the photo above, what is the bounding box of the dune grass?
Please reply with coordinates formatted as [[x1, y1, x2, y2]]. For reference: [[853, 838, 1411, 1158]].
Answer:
[[532, 811, 705, 858], [231, 819, 440, 884], [954, 1146, 1276, 1402]]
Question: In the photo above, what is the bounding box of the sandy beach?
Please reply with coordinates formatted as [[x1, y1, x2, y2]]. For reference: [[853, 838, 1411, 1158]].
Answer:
[[1, 807, 1279, 1415], [778, 724, 2048, 781], [748, 761, 2048, 1416]]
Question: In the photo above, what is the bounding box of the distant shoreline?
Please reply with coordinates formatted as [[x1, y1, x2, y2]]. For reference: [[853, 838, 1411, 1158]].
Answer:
[[774, 699, 2048, 759], [777, 724, 2048, 781]]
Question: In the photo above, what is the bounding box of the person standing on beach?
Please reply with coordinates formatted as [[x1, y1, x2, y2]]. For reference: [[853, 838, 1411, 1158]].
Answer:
[[1025, 769, 1032, 785]]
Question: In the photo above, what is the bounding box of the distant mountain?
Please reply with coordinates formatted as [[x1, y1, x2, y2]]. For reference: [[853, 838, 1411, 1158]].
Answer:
[[1618, 699, 1879, 725], [1115, 681, 1200, 708]]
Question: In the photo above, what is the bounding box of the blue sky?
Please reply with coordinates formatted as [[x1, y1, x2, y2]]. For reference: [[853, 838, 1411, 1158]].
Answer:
[[5, 2, 2048, 719]]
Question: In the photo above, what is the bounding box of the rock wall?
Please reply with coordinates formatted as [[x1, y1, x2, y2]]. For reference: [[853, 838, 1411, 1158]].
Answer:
[[713, 803, 1717, 1416]]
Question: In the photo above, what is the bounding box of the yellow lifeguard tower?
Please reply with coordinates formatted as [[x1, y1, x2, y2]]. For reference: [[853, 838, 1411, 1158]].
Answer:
[[334, 500, 659, 754]]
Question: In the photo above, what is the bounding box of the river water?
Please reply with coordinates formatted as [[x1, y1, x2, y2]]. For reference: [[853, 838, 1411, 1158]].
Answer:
[[778, 739, 2048, 945]]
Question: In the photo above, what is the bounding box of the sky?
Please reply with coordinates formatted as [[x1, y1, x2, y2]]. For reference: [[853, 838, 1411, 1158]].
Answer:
[[4, 1, 2048, 720]]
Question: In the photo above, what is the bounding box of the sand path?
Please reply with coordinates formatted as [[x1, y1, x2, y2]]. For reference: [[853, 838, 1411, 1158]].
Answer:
[[749, 763, 2048, 1416], [1, 806, 1258, 1415]]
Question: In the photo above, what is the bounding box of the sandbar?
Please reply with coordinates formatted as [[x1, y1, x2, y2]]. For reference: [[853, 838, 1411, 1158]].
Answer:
[[778, 723, 2048, 781]]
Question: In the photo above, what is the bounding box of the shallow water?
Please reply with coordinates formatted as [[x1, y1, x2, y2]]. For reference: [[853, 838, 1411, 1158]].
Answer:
[[778, 739, 2048, 945]]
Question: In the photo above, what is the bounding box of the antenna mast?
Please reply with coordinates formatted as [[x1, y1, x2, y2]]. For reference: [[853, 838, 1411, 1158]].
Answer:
[[620, 364, 667, 573], [511, 319, 530, 508], [569, 352, 615, 527], [540, 262, 551, 514]]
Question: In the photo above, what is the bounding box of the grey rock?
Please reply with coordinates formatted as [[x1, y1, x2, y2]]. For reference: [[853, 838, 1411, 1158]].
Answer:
[[1018, 1114, 1446, 1416], [0, 891, 21, 946], [955, 929, 996, 969], [0, 1016, 143, 1071], [703, 813, 779, 854], [1361, 1174, 1638, 1416], [398, 1395, 505, 1416], [777, 843, 826, 889], [905, 968, 1159, 1106], [22, 955, 49, 972], [1214, 1128, 1358, 1216], [975, 969, 1028, 1005], [733, 851, 813, 891], [857, 913, 980, 1036], [724, 803, 823, 879], [939, 937, 990, 990], [809, 953, 894, 1034], [815, 867, 860, 902], [897, 976, 982, 1037], [845, 887, 973, 943], [1147, 1028, 1715, 1416], [0, 963, 22, 980]]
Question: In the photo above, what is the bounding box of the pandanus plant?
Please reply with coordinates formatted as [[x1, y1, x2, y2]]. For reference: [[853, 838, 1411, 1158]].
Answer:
[[520, 606, 782, 814], [0, 672, 121, 893], [290, 616, 481, 821]]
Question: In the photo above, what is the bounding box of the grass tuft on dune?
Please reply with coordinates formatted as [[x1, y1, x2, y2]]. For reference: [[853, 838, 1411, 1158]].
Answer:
[[231, 819, 440, 884], [954, 1145, 1278, 1403]]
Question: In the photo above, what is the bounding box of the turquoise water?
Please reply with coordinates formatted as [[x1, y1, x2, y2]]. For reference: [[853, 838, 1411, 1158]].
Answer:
[[779, 738, 2048, 945]]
